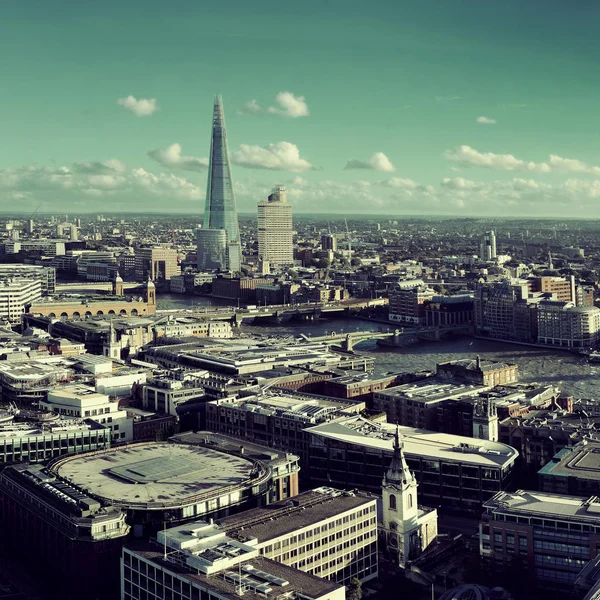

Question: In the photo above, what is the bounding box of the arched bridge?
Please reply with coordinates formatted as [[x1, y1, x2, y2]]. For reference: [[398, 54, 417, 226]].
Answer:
[[301, 330, 404, 352]]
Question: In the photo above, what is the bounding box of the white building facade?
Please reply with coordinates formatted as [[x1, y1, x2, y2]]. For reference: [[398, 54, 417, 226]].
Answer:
[[42, 384, 133, 443], [257, 186, 294, 269]]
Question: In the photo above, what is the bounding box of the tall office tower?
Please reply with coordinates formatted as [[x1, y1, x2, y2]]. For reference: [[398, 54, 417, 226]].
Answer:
[[479, 230, 497, 261], [200, 95, 241, 272], [321, 233, 337, 252], [257, 186, 293, 269]]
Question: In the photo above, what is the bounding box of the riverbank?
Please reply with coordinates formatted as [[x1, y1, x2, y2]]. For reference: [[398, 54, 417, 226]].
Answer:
[[473, 335, 580, 354]]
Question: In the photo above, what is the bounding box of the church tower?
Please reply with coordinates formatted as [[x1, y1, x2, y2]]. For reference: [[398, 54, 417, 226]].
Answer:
[[473, 397, 498, 442], [112, 271, 124, 296], [382, 427, 420, 568], [145, 278, 156, 307]]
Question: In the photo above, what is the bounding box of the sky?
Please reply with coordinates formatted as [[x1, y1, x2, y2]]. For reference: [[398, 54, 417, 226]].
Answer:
[[1, 0, 600, 217]]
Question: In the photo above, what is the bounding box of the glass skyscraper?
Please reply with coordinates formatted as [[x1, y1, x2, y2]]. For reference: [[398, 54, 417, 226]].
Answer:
[[198, 95, 241, 272]]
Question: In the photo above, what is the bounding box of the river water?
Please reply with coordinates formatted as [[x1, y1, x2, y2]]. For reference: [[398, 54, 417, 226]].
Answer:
[[157, 294, 600, 399]]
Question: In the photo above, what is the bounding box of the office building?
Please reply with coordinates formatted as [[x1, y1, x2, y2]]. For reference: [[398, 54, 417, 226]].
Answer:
[[41, 383, 133, 443], [48, 434, 300, 535], [218, 487, 379, 585], [473, 280, 530, 340], [57, 221, 79, 241], [141, 372, 208, 417], [143, 340, 373, 376], [0, 418, 111, 465], [202, 95, 242, 273], [0, 275, 42, 323], [306, 416, 519, 512], [436, 358, 519, 387], [529, 275, 576, 303], [0, 464, 129, 600], [480, 489, 600, 589], [135, 246, 180, 282], [372, 378, 489, 430], [0, 264, 55, 294], [122, 525, 344, 600], [538, 440, 600, 497], [536, 301, 600, 348], [381, 428, 437, 568], [321, 234, 337, 252], [257, 186, 294, 269], [479, 231, 497, 261], [424, 294, 474, 328], [388, 285, 435, 324], [206, 392, 365, 463]]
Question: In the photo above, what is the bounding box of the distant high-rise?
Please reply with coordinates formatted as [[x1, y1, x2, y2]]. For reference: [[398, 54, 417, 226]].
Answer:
[[198, 95, 241, 272], [257, 186, 294, 269], [479, 230, 497, 261]]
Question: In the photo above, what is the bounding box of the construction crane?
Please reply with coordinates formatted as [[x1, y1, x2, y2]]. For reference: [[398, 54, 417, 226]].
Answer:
[[344, 218, 352, 260], [170, 225, 181, 265]]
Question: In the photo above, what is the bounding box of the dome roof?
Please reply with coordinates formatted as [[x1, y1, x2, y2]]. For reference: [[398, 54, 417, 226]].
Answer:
[[439, 584, 491, 600]]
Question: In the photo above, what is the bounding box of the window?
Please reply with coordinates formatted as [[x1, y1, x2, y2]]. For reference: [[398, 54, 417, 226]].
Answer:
[[407, 494, 413, 509], [389, 494, 397, 510]]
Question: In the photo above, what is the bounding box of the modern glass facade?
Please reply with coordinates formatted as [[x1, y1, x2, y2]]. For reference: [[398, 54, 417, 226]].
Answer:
[[203, 95, 241, 271], [196, 228, 227, 271]]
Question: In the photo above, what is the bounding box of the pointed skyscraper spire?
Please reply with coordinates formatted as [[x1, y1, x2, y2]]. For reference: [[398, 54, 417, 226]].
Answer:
[[201, 95, 241, 272]]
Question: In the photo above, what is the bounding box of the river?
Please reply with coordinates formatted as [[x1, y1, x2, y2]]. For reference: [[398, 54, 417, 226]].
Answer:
[[157, 293, 600, 399]]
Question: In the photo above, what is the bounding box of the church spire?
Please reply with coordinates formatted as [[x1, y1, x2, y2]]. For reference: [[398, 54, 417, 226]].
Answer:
[[384, 424, 415, 489]]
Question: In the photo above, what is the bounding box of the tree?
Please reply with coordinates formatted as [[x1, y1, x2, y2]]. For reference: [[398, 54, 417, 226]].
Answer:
[[287, 269, 299, 281], [346, 578, 362, 600], [314, 258, 331, 270], [350, 257, 362, 267]]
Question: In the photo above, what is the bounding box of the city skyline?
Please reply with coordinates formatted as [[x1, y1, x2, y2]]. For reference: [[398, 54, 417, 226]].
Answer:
[[1, 0, 600, 217]]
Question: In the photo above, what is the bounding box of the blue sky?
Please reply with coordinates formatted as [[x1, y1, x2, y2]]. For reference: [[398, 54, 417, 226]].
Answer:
[[1, 0, 600, 215]]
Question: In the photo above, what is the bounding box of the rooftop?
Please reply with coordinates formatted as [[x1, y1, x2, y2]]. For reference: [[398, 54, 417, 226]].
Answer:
[[485, 489, 600, 521], [126, 541, 341, 600], [538, 440, 600, 481], [437, 358, 516, 373], [0, 417, 106, 440], [51, 442, 267, 509], [306, 416, 519, 468], [375, 378, 488, 403], [212, 392, 363, 423], [217, 487, 375, 543]]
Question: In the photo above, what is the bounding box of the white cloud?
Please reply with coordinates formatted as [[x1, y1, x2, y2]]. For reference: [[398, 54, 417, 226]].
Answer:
[[476, 116, 496, 125], [445, 145, 600, 177], [237, 99, 262, 115], [344, 152, 396, 173], [381, 177, 418, 189], [87, 174, 125, 189], [444, 145, 551, 173], [441, 177, 481, 190], [548, 155, 600, 176], [117, 95, 159, 117], [239, 92, 309, 118], [0, 160, 204, 208], [130, 168, 203, 200], [267, 92, 309, 118], [148, 143, 209, 172], [231, 142, 314, 171], [71, 159, 126, 174]]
